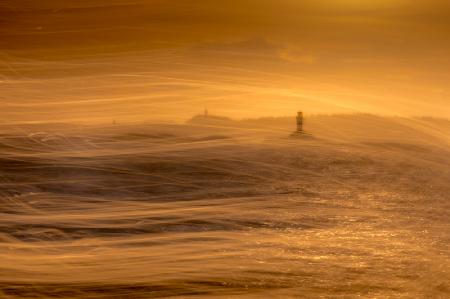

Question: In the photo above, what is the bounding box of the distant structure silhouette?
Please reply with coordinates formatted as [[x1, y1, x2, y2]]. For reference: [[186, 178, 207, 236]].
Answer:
[[291, 111, 312, 138], [296, 111, 304, 133], [188, 109, 232, 124]]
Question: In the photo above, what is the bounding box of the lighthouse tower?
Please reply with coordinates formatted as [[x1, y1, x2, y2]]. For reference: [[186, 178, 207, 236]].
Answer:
[[296, 111, 304, 133], [290, 111, 312, 138]]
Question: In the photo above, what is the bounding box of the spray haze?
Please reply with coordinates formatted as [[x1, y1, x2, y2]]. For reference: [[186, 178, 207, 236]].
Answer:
[[1, 0, 450, 122], [0, 1, 449, 298]]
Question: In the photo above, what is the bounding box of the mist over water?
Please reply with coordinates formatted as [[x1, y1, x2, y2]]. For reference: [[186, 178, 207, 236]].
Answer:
[[2, 1, 450, 297], [0, 115, 449, 298], [3, 0, 450, 124]]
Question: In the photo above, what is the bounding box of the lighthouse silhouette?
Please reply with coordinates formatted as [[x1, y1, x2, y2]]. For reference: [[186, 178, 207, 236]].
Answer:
[[296, 111, 304, 133], [291, 111, 312, 138]]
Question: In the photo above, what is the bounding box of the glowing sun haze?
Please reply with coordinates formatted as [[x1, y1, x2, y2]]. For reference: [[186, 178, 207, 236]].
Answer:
[[1, 0, 449, 123]]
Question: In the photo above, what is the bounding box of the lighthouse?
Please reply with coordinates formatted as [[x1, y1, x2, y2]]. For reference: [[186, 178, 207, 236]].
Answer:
[[291, 111, 312, 138], [296, 111, 304, 133]]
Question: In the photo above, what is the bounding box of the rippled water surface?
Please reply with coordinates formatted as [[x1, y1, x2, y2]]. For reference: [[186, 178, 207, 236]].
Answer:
[[1, 120, 449, 298]]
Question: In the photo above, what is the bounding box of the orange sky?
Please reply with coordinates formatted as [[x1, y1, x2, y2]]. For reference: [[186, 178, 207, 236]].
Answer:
[[1, 0, 449, 123]]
